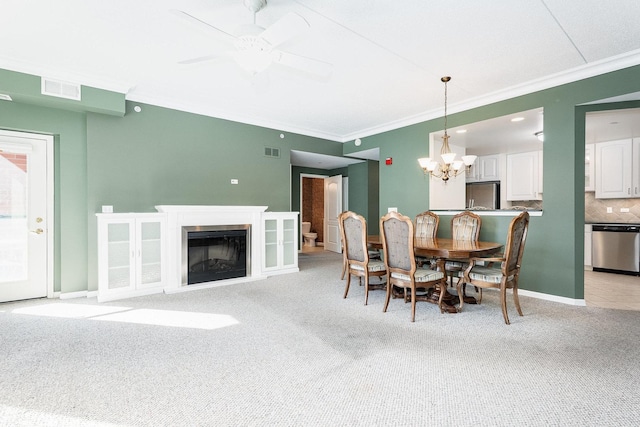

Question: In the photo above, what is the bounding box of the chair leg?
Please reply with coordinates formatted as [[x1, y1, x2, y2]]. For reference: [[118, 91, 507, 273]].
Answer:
[[500, 284, 510, 325], [341, 258, 347, 280], [383, 281, 392, 313], [364, 272, 369, 306], [410, 286, 416, 322], [343, 273, 351, 299], [456, 277, 464, 312], [437, 280, 446, 314], [513, 284, 523, 316]]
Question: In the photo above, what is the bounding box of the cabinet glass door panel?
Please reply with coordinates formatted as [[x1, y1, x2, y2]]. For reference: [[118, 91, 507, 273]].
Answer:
[[140, 222, 162, 285], [107, 223, 131, 289], [283, 218, 295, 265], [264, 219, 278, 268]]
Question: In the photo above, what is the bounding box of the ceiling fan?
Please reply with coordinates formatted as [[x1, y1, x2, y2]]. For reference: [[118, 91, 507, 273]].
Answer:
[[172, 0, 332, 78]]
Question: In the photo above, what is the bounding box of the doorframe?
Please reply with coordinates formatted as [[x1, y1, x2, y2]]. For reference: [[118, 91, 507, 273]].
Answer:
[[0, 129, 54, 299], [299, 173, 328, 249]]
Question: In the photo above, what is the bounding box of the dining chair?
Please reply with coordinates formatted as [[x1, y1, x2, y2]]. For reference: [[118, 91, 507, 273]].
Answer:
[[461, 211, 530, 324], [446, 210, 482, 289], [340, 211, 387, 305], [414, 211, 439, 268], [338, 211, 348, 280], [380, 211, 447, 322]]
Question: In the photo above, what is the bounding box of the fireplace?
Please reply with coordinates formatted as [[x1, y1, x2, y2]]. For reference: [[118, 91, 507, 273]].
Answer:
[[182, 225, 250, 285]]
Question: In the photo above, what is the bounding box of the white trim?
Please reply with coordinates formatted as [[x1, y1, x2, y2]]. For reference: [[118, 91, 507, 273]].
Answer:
[[59, 290, 90, 300], [431, 210, 543, 217], [518, 289, 586, 307], [0, 130, 55, 300]]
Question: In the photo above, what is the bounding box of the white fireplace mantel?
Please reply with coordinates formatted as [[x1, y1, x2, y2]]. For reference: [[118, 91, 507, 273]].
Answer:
[[156, 205, 269, 293]]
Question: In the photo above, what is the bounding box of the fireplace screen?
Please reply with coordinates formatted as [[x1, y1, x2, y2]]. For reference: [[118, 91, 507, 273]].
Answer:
[[185, 226, 249, 285]]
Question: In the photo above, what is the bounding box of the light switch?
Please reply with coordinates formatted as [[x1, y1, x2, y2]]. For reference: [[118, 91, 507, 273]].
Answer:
[[231, 179, 238, 184], [621, 208, 630, 213], [388, 207, 398, 213]]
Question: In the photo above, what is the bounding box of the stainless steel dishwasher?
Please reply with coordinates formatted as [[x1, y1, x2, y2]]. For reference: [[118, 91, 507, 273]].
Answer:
[[592, 224, 640, 275]]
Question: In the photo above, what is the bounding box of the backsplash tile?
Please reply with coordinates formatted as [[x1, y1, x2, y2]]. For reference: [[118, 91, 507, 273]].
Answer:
[[585, 192, 640, 223]]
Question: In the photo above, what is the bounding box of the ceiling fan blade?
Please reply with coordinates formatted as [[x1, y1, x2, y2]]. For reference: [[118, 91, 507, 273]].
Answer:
[[170, 9, 237, 45], [259, 12, 310, 48], [272, 50, 333, 79], [178, 53, 228, 65]]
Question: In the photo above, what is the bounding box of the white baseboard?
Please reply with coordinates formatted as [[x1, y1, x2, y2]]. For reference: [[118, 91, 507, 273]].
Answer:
[[518, 289, 586, 306]]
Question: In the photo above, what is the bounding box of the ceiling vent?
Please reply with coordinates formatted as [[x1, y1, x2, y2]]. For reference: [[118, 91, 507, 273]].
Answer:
[[41, 77, 81, 101]]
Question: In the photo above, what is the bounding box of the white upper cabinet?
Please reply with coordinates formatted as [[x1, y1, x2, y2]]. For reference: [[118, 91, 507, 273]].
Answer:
[[594, 138, 640, 199], [506, 151, 543, 201], [466, 154, 501, 182]]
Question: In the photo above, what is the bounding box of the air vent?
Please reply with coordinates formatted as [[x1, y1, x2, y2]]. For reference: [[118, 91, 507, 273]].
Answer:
[[0, 93, 12, 101], [264, 147, 280, 158], [41, 77, 81, 101]]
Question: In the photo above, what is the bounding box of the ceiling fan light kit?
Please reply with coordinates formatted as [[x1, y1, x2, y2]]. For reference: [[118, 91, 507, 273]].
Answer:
[[176, 1, 332, 78]]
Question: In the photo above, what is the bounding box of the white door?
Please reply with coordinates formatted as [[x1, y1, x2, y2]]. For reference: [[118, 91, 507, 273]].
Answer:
[[324, 174, 342, 253], [0, 130, 51, 302]]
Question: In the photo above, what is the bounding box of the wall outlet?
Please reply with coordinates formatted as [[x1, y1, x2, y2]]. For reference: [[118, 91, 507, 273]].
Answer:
[[388, 207, 398, 213], [621, 208, 630, 213], [101, 205, 113, 213], [230, 179, 238, 184], [606, 207, 613, 213]]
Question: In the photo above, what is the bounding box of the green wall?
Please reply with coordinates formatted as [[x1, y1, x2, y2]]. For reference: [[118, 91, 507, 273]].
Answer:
[[4, 63, 640, 300], [347, 160, 380, 234], [367, 65, 640, 300]]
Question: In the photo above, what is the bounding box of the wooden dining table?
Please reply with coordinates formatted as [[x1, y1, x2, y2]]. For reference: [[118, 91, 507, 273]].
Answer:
[[367, 235, 504, 312]]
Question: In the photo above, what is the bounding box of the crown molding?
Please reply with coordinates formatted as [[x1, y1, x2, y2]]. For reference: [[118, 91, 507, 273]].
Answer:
[[343, 49, 640, 142]]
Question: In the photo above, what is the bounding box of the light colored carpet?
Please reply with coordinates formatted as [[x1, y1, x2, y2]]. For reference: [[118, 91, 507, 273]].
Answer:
[[1, 251, 639, 426]]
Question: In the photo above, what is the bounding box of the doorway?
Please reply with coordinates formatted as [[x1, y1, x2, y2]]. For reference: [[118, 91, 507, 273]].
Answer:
[[300, 175, 326, 252], [0, 129, 53, 302]]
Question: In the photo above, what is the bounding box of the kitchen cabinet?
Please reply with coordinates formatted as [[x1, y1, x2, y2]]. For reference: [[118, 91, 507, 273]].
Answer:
[[595, 138, 640, 199], [506, 151, 543, 201], [466, 154, 500, 182], [585, 144, 595, 192], [97, 213, 166, 302], [262, 212, 299, 275]]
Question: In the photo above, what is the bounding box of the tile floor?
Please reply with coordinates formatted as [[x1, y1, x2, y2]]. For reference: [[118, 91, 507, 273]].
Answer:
[[584, 269, 640, 311]]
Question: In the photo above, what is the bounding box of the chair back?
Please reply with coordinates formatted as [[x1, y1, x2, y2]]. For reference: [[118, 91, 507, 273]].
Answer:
[[415, 211, 439, 239], [451, 211, 482, 241], [380, 211, 416, 275], [502, 211, 530, 274], [340, 211, 368, 264]]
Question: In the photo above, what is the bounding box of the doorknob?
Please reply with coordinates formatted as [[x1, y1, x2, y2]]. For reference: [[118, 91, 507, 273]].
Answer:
[[36, 217, 43, 223], [31, 228, 44, 235]]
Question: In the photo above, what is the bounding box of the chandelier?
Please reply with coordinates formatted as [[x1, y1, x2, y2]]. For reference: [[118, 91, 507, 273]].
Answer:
[[418, 76, 476, 182]]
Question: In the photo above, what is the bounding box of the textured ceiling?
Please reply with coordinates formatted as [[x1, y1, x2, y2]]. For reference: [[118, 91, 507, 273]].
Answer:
[[1, 0, 640, 147]]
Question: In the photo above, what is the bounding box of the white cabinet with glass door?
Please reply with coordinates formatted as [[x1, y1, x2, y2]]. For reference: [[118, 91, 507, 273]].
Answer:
[[97, 213, 166, 302], [261, 212, 299, 275]]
